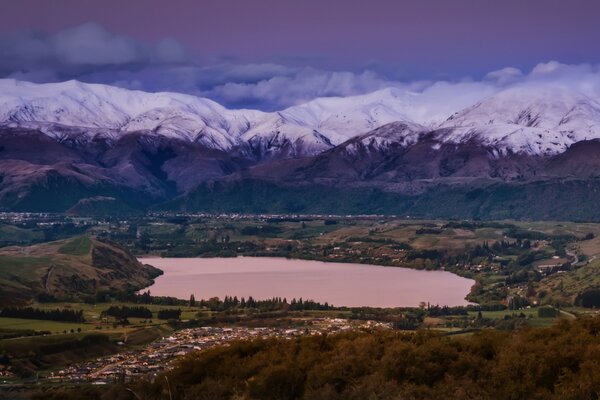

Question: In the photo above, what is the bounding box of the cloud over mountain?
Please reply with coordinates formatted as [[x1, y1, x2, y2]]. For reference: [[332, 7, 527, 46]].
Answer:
[[0, 23, 187, 77], [2, 23, 600, 111]]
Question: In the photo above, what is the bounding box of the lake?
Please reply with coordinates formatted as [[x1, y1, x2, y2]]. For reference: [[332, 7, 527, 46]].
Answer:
[[139, 257, 475, 308]]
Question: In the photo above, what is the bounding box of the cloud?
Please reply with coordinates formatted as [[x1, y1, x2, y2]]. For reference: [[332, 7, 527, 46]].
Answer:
[[0, 22, 189, 79], [201, 68, 402, 109], [51, 23, 144, 65], [482, 61, 600, 100], [153, 38, 187, 64], [484, 67, 524, 85], [1, 23, 600, 111]]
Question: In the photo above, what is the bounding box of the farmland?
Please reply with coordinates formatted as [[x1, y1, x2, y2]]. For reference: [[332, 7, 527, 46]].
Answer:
[[1, 212, 600, 395]]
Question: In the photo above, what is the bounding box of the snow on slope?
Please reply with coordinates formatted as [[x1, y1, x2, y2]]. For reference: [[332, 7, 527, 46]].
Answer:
[[238, 88, 427, 157], [0, 79, 266, 150], [2, 79, 600, 157], [0, 80, 448, 155], [342, 121, 428, 157], [438, 85, 600, 155]]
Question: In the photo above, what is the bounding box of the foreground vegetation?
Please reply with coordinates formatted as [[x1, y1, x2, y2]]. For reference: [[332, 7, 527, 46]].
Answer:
[[31, 317, 600, 400]]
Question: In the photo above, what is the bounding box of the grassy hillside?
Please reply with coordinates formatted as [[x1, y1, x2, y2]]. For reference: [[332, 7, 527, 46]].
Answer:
[[534, 258, 600, 306], [0, 236, 162, 305]]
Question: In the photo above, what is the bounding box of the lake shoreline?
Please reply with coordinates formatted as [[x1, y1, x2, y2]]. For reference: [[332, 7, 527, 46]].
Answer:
[[138, 256, 475, 308]]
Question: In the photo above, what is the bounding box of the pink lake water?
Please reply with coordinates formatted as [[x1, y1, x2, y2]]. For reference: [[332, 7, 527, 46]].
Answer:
[[139, 257, 475, 308]]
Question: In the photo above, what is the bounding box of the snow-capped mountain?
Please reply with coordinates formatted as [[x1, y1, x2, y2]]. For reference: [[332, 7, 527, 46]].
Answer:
[[3, 79, 600, 158], [237, 88, 432, 158], [3, 78, 600, 218], [0, 80, 433, 156], [438, 85, 600, 155], [0, 79, 266, 151]]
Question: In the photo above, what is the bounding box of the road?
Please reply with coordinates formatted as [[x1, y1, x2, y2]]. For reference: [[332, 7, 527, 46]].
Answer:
[[44, 265, 55, 291]]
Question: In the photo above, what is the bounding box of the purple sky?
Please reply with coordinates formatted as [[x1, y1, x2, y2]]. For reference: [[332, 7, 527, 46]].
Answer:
[[1, 0, 599, 109]]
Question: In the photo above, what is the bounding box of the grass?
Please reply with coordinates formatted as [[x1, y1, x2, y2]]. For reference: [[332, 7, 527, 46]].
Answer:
[[535, 258, 600, 305], [0, 255, 51, 270], [0, 317, 89, 334], [0, 255, 52, 283], [468, 308, 541, 320], [58, 236, 92, 256], [0, 300, 203, 344], [0, 224, 44, 243], [467, 307, 567, 328], [34, 301, 205, 324]]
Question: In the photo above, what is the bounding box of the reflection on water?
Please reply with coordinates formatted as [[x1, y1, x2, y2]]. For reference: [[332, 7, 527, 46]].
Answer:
[[139, 257, 474, 308]]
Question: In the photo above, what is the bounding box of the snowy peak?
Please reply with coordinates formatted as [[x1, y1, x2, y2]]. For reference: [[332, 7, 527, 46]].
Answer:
[[444, 85, 600, 130], [0, 79, 266, 150], [438, 85, 600, 155], [276, 88, 416, 144], [338, 121, 427, 158], [3, 79, 600, 157], [0, 79, 423, 155]]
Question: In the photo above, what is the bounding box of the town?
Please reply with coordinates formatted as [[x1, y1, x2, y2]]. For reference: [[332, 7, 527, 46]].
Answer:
[[46, 319, 391, 385]]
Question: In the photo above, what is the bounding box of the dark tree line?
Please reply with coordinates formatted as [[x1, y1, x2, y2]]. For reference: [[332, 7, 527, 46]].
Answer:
[[157, 309, 181, 320], [0, 307, 85, 322], [130, 291, 335, 312], [195, 296, 333, 312], [576, 288, 600, 308], [102, 306, 152, 320], [426, 305, 468, 317]]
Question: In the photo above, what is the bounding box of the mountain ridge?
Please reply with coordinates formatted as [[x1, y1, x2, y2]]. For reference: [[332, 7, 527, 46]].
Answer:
[[2, 79, 600, 219]]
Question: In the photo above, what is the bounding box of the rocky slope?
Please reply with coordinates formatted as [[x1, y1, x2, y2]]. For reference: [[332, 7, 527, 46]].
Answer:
[[2, 79, 600, 219]]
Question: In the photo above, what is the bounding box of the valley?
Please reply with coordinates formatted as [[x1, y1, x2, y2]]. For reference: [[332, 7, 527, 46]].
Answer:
[[1, 213, 599, 398], [2, 1, 600, 398]]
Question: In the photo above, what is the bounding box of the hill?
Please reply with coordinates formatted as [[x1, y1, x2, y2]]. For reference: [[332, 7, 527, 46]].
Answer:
[[0, 236, 161, 305]]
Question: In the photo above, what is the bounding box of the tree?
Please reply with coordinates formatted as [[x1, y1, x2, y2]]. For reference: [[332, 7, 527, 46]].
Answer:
[[189, 294, 196, 307], [538, 306, 559, 318], [526, 280, 536, 297], [157, 309, 182, 320]]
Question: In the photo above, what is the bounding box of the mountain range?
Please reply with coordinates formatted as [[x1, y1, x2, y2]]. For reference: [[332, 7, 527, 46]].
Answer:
[[2, 79, 600, 220]]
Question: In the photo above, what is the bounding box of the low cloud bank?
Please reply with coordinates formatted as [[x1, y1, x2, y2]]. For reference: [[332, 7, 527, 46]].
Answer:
[[1, 23, 599, 111]]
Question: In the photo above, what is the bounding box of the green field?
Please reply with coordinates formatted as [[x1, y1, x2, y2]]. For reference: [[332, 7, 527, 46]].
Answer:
[[0, 224, 44, 244], [0, 317, 89, 334], [33, 301, 204, 322], [466, 307, 573, 328], [58, 236, 92, 256]]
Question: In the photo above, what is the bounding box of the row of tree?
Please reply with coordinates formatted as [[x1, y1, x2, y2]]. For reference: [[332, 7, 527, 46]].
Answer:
[[0, 307, 85, 322], [102, 306, 153, 320], [190, 295, 333, 312], [157, 309, 181, 320], [101, 305, 185, 321]]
